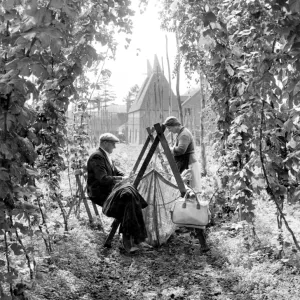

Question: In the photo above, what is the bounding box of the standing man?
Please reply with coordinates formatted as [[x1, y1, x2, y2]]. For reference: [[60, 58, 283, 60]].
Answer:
[[87, 133, 126, 207]]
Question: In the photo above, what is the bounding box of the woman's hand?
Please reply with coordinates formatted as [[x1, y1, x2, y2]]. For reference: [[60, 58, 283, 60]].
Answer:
[[181, 169, 192, 183], [170, 146, 175, 154]]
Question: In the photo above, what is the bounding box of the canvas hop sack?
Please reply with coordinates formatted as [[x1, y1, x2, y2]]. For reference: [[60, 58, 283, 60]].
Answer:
[[170, 193, 210, 229]]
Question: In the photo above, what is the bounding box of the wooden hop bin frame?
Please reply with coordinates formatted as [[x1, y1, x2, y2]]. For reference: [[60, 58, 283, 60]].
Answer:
[[103, 122, 187, 248]]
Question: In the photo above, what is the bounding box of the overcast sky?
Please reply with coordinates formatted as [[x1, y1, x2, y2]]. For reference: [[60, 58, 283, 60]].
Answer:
[[103, 1, 192, 104]]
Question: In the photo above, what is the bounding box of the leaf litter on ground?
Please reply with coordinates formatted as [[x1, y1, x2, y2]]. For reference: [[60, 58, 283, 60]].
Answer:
[[25, 144, 300, 300]]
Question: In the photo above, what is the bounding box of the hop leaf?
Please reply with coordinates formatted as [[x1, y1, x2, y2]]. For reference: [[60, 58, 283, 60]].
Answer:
[[10, 243, 23, 256], [289, 0, 300, 13], [202, 12, 217, 27]]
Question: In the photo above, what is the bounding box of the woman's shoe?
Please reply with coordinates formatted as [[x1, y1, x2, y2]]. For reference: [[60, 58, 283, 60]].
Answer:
[[138, 242, 153, 249]]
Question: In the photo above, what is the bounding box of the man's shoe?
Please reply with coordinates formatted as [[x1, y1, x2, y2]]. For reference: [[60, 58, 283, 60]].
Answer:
[[129, 246, 139, 253], [122, 234, 133, 253], [201, 246, 210, 253], [138, 242, 153, 249]]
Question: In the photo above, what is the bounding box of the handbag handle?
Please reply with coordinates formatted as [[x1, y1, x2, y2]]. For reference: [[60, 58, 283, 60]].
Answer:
[[194, 193, 201, 210], [182, 192, 201, 210], [182, 193, 188, 208]]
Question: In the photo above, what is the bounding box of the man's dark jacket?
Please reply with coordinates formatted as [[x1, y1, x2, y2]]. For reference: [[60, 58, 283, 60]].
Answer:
[[87, 148, 124, 206], [103, 183, 148, 244]]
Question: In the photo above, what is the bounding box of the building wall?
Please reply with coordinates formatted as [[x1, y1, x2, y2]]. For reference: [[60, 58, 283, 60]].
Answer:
[[128, 85, 217, 146], [138, 109, 179, 144], [67, 110, 125, 140], [182, 92, 201, 144], [128, 111, 141, 144], [183, 91, 201, 128], [182, 91, 219, 145], [127, 108, 180, 145], [128, 71, 180, 144]]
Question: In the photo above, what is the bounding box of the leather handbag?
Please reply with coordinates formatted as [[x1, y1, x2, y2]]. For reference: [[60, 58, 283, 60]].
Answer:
[[170, 194, 209, 229]]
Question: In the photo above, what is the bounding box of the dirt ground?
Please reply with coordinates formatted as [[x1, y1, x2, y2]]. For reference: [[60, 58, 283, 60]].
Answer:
[[28, 213, 300, 300], [8, 143, 299, 300]]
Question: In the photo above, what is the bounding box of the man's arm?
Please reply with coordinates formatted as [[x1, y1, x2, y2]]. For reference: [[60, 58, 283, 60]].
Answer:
[[90, 155, 120, 185], [114, 165, 125, 177]]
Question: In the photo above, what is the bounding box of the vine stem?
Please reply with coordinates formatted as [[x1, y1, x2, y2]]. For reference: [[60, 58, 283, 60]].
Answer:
[[37, 196, 52, 253], [4, 228, 13, 296], [67, 194, 77, 219], [175, 25, 183, 124], [25, 214, 37, 275], [88, 47, 109, 103], [259, 100, 300, 251], [55, 192, 68, 231], [38, 224, 50, 254], [65, 139, 74, 217], [11, 216, 34, 280]]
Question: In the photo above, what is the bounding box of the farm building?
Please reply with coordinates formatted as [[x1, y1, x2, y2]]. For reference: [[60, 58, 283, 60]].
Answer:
[[182, 88, 217, 144], [67, 103, 127, 144], [182, 89, 202, 144], [88, 104, 127, 138], [127, 55, 180, 144]]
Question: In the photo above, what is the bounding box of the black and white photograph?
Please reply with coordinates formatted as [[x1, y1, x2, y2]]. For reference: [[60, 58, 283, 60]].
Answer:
[[0, 0, 300, 299]]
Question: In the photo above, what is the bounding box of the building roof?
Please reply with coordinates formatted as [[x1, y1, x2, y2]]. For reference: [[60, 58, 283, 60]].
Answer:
[[129, 55, 177, 113], [180, 96, 189, 103], [129, 74, 151, 112], [182, 89, 201, 107], [147, 59, 152, 75], [152, 54, 162, 73]]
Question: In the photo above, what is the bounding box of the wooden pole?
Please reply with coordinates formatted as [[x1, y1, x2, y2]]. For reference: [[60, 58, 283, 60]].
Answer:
[[133, 134, 161, 189], [156, 65, 164, 123], [154, 123, 186, 196], [132, 134, 152, 174], [165, 35, 172, 116], [199, 72, 207, 176], [192, 110, 196, 143], [175, 28, 183, 124], [75, 172, 93, 222], [154, 82, 158, 123], [147, 127, 170, 178]]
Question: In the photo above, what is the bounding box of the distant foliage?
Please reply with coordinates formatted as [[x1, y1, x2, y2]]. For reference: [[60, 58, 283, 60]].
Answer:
[[123, 84, 140, 112]]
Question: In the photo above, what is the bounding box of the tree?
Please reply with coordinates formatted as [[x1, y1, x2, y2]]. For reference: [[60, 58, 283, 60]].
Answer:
[[91, 74, 117, 133], [123, 84, 139, 111], [123, 84, 139, 142]]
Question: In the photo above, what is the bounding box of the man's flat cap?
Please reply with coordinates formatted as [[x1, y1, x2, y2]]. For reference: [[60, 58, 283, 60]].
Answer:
[[99, 133, 120, 143], [163, 116, 181, 127]]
